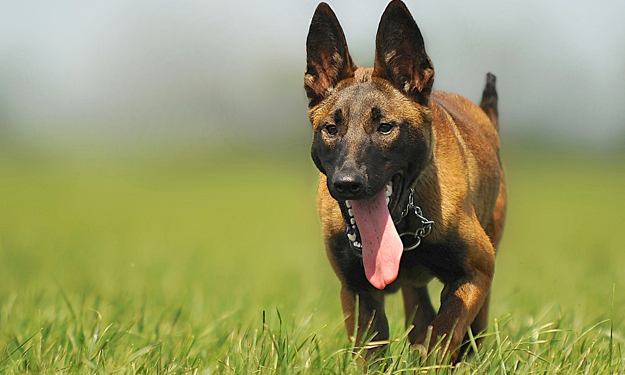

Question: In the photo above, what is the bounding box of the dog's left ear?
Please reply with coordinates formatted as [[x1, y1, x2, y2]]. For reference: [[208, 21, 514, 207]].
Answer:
[[305, 3, 357, 108], [373, 0, 434, 105]]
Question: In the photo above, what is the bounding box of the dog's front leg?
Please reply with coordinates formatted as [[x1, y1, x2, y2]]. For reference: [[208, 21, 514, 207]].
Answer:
[[417, 235, 495, 359], [341, 286, 389, 346]]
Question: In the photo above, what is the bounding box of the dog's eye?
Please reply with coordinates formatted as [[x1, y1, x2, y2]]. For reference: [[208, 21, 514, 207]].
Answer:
[[324, 124, 338, 136], [377, 123, 394, 135]]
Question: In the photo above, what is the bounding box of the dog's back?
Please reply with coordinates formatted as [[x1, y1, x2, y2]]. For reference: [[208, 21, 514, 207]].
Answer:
[[428, 90, 503, 232]]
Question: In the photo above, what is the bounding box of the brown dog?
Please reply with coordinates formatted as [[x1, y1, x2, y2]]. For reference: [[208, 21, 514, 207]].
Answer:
[[304, 0, 506, 360]]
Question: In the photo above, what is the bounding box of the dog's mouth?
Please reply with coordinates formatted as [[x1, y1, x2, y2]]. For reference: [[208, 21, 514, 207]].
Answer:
[[341, 173, 404, 290], [343, 174, 403, 251]]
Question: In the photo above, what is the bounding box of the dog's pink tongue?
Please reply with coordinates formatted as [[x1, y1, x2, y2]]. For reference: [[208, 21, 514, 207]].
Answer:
[[351, 190, 403, 290]]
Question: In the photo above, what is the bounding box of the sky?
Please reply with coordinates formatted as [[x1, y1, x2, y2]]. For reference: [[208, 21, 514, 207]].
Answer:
[[0, 0, 624, 149]]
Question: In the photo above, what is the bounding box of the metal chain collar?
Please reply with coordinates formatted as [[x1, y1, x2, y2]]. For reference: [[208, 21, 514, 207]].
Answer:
[[394, 188, 434, 251]]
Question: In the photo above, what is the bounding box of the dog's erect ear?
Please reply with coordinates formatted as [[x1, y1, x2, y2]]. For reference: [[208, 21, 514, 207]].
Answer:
[[373, 0, 434, 105], [305, 3, 357, 107]]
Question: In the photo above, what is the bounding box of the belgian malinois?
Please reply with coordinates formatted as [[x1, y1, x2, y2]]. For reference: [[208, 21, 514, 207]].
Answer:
[[304, 0, 506, 359]]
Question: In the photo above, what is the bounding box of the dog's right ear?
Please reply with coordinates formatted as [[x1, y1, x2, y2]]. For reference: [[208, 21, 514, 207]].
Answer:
[[305, 3, 357, 108]]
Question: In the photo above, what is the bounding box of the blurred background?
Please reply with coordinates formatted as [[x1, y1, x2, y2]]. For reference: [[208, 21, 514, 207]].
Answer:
[[1, 0, 624, 153], [1, 0, 625, 330]]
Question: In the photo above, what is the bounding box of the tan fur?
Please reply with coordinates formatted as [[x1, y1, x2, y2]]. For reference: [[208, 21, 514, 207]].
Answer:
[[315, 87, 505, 358]]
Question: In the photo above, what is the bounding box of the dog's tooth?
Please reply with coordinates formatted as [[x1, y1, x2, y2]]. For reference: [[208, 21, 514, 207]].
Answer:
[[386, 183, 393, 196], [386, 196, 390, 205], [347, 233, 356, 242], [350, 218, 355, 225], [348, 208, 353, 217], [345, 200, 352, 208], [354, 241, 361, 248]]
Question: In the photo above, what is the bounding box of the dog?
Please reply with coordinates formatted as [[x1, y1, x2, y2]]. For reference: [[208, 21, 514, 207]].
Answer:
[[304, 0, 506, 360]]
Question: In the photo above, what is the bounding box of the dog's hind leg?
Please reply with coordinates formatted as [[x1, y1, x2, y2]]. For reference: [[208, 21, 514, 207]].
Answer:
[[480, 73, 498, 130], [341, 287, 389, 346], [485, 170, 506, 251], [402, 285, 436, 343]]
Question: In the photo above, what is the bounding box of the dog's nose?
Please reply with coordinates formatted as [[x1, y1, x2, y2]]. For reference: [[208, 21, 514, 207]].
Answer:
[[332, 173, 364, 197]]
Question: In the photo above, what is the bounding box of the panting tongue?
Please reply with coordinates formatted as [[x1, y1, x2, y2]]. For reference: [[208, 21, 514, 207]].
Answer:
[[351, 189, 404, 290]]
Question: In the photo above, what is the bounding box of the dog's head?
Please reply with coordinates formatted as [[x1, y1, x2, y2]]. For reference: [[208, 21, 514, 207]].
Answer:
[[305, 1, 436, 289]]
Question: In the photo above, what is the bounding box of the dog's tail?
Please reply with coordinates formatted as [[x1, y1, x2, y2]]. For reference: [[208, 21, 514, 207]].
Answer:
[[480, 73, 498, 131]]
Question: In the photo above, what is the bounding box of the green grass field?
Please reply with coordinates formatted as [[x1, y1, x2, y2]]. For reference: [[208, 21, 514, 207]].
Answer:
[[1, 144, 624, 374]]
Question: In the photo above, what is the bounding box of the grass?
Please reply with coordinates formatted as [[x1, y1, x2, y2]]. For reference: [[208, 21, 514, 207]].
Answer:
[[0, 143, 624, 373]]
